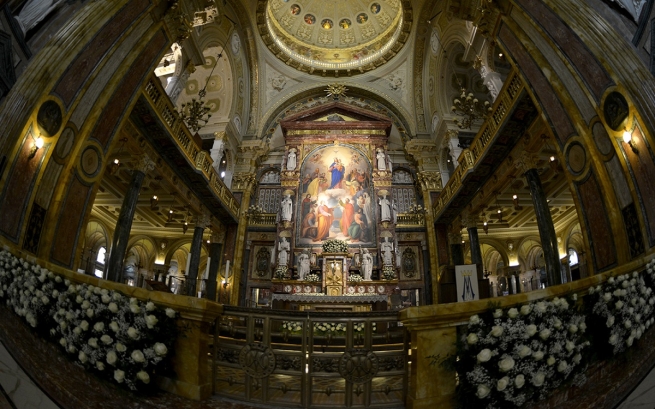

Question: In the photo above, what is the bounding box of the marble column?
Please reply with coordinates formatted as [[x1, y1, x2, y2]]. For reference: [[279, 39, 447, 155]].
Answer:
[[517, 153, 562, 286], [188, 212, 211, 296], [106, 156, 154, 283], [463, 214, 482, 267], [422, 240, 433, 305], [206, 233, 223, 302], [448, 231, 464, 266], [239, 240, 251, 306]]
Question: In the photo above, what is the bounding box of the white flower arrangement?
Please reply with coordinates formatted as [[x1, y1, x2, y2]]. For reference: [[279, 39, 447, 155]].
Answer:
[[381, 266, 396, 280], [274, 266, 288, 280], [348, 274, 364, 283], [282, 321, 303, 333], [458, 296, 589, 407], [0, 249, 178, 391], [322, 239, 349, 253], [588, 265, 655, 354], [304, 273, 321, 283], [313, 321, 377, 336]]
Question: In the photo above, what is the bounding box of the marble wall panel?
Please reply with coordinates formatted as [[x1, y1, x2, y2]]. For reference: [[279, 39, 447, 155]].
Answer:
[[435, 223, 449, 265], [576, 172, 617, 271], [91, 29, 168, 151], [516, 0, 614, 102], [52, 0, 150, 106], [69, 15, 154, 129], [0, 130, 46, 241], [498, 23, 576, 145], [622, 126, 655, 247], [50, 175, 92, 267]]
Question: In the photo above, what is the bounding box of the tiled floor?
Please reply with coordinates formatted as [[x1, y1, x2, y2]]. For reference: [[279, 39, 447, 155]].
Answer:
[[616, 367, 655, 409]]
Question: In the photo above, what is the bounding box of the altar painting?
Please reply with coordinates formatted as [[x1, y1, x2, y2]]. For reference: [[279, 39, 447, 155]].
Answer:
[[297, 145, 375, 246]]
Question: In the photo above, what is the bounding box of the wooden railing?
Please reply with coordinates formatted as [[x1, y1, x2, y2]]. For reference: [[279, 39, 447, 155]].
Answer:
[[433, 69, 524, 221], [248, 213, 277, 226], [143, 76, 240, 217], [214, 307, 407, 408]]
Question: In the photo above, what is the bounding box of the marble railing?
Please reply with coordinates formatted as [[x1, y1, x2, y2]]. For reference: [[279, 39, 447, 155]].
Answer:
[[399, 258, 653, 409], [433, 70, 523, 220], [143, 76, 239, 217]]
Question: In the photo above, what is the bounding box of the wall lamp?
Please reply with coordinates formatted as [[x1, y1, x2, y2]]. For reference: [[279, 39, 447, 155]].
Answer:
[[28, 135, 44, 159], [623, 128, 638, 153], [150, 195, 158, 210]]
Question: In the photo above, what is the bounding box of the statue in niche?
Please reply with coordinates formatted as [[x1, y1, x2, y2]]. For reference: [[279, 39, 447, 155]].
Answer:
[[286, 148, 297, 170], [278, 237, 290, 266], [379, 195, 391, 221], [281, 194, 293, 221], [376, 148, 387, 171], [297, 249, 310, 280], [381, 237, 394, 266], [361, 248, 373, 281]]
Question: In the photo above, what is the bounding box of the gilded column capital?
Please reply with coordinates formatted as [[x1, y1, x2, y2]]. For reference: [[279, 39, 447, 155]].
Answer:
[[448, 232, 463, 245], [461, 212, 478, 229], [515, 151, 538, 174], [164, 2, 192, 44], [417, 171, 442, 191], [134, 155, 155, 174], [211, 231, 224, 244], [196, 211, 211, 229], [232, 172, 256, 191], [445, 129, 459, 139]]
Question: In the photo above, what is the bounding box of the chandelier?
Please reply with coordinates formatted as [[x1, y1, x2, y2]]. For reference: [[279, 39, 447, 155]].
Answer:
[[178, 50, 223, 133], [451, 84, 492, 129]]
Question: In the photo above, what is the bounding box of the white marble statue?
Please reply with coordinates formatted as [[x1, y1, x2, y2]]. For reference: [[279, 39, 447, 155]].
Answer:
[[286, 148, 297, 171], [278, 238, 290, 266], [381, 238, 394, 266], [281, 194, 293, 221], [361, 249, 373, 281], [376, 149, 387, 171], [297, 250, 310, 280], [379, 195, 391, 222]]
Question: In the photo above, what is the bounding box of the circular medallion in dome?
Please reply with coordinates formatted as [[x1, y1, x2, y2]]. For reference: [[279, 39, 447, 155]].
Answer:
[[259, 0, 411, 76]]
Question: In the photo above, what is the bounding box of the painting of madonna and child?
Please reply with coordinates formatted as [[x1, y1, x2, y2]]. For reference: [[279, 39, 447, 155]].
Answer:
[[297, 145, 376, 247]]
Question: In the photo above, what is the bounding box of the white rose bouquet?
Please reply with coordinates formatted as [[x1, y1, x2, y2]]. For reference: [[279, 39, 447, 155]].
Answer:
[[322, 239, 349, 253], [457, 296, 588, 408], [0, 249, 178, 391]]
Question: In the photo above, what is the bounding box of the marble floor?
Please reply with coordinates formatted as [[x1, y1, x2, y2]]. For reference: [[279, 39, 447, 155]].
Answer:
[[616, 365, 655, 409]]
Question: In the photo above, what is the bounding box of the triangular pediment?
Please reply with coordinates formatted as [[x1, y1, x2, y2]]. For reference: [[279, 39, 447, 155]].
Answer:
[[279, 101, 393, 138]]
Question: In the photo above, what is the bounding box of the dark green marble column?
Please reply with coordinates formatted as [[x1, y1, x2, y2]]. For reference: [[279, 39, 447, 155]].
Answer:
[[467, 226, 482, 266], [106, 156, 153, 283], [187, 213, 210, 296], [525, 168, 562, 286], [449, 232, 464, 266]]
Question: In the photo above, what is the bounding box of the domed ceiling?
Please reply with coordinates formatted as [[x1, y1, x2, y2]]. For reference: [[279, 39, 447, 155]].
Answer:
[[259, 0, 411, 75]]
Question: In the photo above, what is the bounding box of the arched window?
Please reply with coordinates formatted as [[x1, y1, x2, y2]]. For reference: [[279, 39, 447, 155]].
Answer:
[[568, 248, 579, 266], [95, 247, 106, 278]]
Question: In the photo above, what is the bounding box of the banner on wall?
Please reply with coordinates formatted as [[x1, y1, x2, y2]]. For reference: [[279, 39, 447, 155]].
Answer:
[[455, 264, 479, 302]]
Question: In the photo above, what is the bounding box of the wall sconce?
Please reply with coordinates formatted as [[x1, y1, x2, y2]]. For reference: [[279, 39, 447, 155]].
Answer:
[[622, 128, 638, 153], [28, 135, 44, 159], [108, 137, 128, 175], [182, 221, 188, 234], [512, 194, 521, 210], [497, 208, 504, 223], [167, 209, 174, 223], [150, 195, 158, 210], [483, 221, 488, 234]]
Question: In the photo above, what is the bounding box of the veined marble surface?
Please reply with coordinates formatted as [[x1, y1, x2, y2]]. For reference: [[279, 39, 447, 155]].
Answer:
[[617, 364, 655, 409], [0, 340, 59, 409]]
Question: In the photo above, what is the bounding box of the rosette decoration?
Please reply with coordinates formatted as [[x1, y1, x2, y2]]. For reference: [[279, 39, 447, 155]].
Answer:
[[322, 239, 349, 253], [457, 296, 588, 407], [0, 250, 177, 391]]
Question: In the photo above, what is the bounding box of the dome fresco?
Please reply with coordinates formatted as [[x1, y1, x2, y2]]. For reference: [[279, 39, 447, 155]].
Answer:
[[262, 0, 408, 74]]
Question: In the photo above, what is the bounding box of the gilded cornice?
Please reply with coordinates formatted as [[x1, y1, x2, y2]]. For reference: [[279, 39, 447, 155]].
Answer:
[[417, 171, 442, 191], [231, 172, 256, 191]]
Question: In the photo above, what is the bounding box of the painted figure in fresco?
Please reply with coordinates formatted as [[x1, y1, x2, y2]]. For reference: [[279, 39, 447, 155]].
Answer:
[[301, 194, 313, 220], [281, 194, 293, 221], [361, 249, 373, 280], [328, 158, 345, 189], [278, 237, 290, 266], [379, 195, 391, 221], [340, 19, 351, 29], [348, 208, 368, 242], [297, 250, 310, 280], [290, 4, 301, 15], [301, 204, 318, 239], [371, 3, 381, 14], [381, 237, 394, 265], [314, 201, 334, 241], [339, 198, 355, 235], [362, 192, 373, 224]]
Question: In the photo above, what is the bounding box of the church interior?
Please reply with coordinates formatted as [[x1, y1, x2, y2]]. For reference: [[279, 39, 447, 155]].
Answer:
[[1, 0, 655, 408]]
